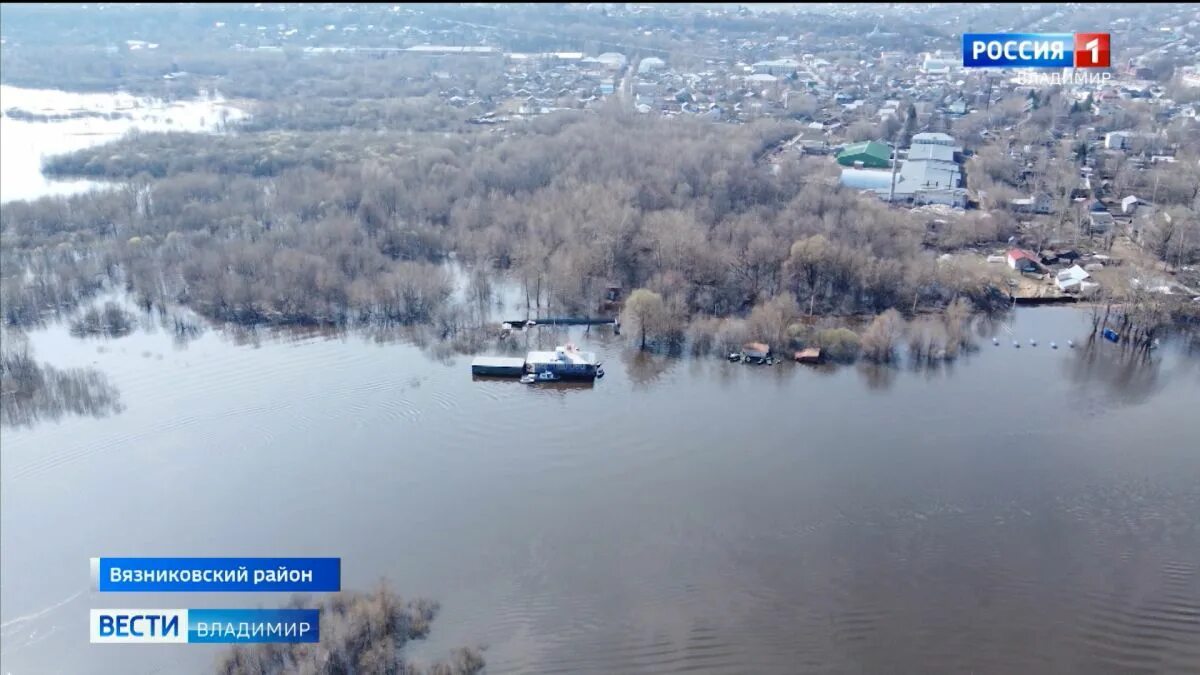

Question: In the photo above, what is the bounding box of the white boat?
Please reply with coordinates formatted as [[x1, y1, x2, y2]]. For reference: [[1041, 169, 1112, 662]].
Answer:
[[522, 371, 560, 384]]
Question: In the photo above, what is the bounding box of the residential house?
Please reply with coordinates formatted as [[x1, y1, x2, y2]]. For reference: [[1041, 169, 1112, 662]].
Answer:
[[1056, 265, 1091, 292], [794, 348, 822, 364], [1089, 211, 1116, 234], [742, 342, 771, 361], [1007, 248, 1040, 272], [1010, 192, 1054, 215]]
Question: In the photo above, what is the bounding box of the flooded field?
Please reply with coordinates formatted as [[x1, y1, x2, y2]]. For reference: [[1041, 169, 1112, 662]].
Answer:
[[0, 84, 244, 203]]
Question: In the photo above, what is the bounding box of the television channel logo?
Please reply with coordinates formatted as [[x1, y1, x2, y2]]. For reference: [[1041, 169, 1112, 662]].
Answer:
[[90, 610, 187, 644], [962, 33, 1110, 69], [90, 609, 320, 644]]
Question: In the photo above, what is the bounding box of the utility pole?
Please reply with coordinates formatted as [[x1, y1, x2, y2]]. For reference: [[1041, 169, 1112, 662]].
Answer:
[[888, 124, 903, 204]]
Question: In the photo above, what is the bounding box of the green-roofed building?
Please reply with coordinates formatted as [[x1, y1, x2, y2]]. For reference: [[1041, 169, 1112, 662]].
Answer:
[[836, 140, 892, 168]]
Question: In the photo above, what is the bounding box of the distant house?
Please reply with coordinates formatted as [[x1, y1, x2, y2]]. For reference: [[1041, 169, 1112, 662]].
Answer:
[[596, 52, 627, 70], [1010, 193, 1054, 215], [910, 132, 957, 149], [794, 348, 822, 364], [1007, 248, 1040, 272], [1104, 131, 1129, 149], [1056, 265, 1091, 293], [637, 57, 667, 74], [1057, 249, 1081, 264], [751, 58, 800, 76], [921, 52, 957, 74], [1089, 211, 1116, 234], [1104, 129, 1156, 150], [1056, 263, 1099, 294], [836, 140, 892, 168], [1121, 195, 1142, 214], [742, 342, 771, 361]]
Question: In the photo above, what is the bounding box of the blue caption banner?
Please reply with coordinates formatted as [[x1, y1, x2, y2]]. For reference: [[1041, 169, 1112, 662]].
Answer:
[[91, 608, 319, 643], [189, 609, 320, 643], [93, 557, 341, 592], [962, 33, 1074, 68]]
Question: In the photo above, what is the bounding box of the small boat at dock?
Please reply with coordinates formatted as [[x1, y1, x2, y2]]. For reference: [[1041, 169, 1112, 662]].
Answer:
[[521, 371, 560, 384]]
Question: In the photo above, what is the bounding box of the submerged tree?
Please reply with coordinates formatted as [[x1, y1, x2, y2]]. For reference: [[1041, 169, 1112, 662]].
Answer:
[[215, 583, 483, 675], [622, 288, 667, 350], [861, 309, 906, 363], [0, 329, 123, 427]]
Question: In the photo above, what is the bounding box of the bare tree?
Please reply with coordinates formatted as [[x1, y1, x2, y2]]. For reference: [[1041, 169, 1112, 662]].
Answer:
[[622, 288, 667, 350], [861, 309, 906, 363]]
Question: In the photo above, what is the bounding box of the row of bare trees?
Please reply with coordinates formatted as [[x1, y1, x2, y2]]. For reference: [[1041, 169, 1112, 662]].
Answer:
[[6, 111, 1017, 332]]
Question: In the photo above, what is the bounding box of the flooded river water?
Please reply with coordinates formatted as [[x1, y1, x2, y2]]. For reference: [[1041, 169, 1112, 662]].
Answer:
[[2, 307, 1198, 674]]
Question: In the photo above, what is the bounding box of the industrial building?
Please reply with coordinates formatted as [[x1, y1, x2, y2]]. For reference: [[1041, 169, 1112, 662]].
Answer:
[[838, 133, 966, 208], [835, 140, 893, 168]]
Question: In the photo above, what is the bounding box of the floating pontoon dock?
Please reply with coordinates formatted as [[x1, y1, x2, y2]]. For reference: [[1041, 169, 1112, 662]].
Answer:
[[472, 345, 601, 380], [504, 317, 617, 326], [470, 356, 527, 377]]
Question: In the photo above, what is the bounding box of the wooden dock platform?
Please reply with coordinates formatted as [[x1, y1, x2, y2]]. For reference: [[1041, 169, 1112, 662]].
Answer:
[[505, 317, 617, 326]]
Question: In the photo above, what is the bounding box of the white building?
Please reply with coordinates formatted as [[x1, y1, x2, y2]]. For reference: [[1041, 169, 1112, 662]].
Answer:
[[1056, 265, 1091, 292], [637, 57, 667, 74], [596, 52, 627, 70], [752, 58, 800, 76], [1180, 64, 1200, 88], [921, 52, 958, 75], [910, 132, 958, 149]]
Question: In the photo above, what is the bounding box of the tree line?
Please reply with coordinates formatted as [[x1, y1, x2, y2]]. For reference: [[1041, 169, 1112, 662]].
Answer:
[[6, 110, 1025, 338]]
